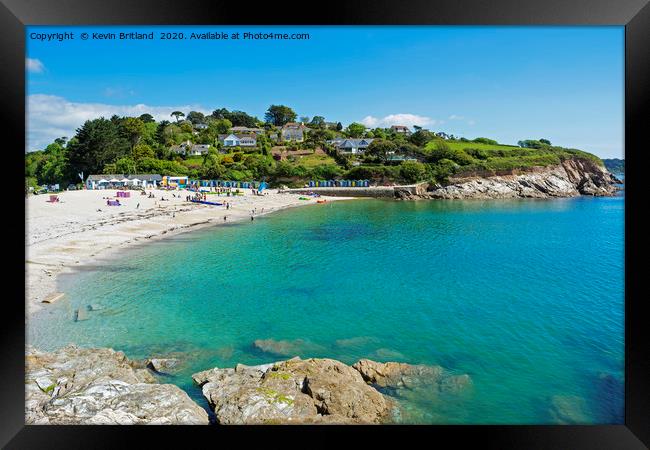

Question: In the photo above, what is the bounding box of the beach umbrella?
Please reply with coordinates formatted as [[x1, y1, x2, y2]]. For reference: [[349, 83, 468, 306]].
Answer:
[[109, 178, 120, 183], [120, 178, 130, 183], [98, 179, 108, 184]]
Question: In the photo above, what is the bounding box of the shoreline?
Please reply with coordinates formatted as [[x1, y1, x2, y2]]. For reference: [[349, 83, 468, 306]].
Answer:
[[25, 189, 353, 319]]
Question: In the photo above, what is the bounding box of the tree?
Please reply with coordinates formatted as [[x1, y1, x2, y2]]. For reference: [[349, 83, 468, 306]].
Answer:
[[120, 117, 145, 150], [336, 122, 343, 131], [155, 120, 170, 144], [310, 116, 325, 128], [299, 116, 310, 124], [138, 113, 155, 123], [170, 111, 185, 122], [179, 121, 193, 133], [67, 118, 130, 175], [518, 139, 544, 149], [37, 142, 71, 185], [208, 118, 232, 135], [162, 123, 182, 146], [132, 144, 155, 160], [397, 142, 421, 157], [540, 138, 552, 145], [409, 130, 434, 147], [473, 137, 498, 145], [187, 111, 206, 125], [427, 140, 474, 165], [372, 128, 387, 139], [312, 164, 342, 179], [211, 108, 258, 127], [366, 139, 397, 162], [399, 161, 426, 183], [346, 122, 366, 138], [264, 105, 297, 126], [113, 156, 137, 174]]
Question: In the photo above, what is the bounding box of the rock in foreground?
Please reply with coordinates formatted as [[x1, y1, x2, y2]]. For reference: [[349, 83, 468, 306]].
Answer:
[[193, 357, 472, 424], [26, 345, 209, 425], [193, 357, 393, 424]]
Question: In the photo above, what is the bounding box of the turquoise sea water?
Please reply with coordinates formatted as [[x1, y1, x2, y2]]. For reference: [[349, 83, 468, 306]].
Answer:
[[28, 190, 624, 424]]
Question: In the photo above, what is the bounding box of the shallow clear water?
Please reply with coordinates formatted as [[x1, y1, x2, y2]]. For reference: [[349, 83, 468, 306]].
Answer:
[[28, 192, 624, 424]]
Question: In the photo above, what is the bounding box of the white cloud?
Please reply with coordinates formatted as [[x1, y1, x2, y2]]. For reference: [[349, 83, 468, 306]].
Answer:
[[26, 94, 209, 151], [448, 114, 464, 120], [26, 58, 45, 73], [360, 113, 436, 129]]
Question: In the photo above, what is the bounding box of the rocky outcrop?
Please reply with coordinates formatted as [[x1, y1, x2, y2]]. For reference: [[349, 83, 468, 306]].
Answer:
[[25, 345, 472, 425], [193, 357, 473, 425], [421, 158, 620, 200], [147, 358, 181, 374], [352, 359, 471, 393], [193, 357, 393, 424], [25, 345, 209, 425]]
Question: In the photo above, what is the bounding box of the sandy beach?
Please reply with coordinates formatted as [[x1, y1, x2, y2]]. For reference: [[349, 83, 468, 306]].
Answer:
[[25, 188, 351, 317]]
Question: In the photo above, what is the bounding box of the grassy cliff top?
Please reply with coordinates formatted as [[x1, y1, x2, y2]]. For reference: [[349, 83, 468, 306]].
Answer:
[[422, 139, 604, 177]]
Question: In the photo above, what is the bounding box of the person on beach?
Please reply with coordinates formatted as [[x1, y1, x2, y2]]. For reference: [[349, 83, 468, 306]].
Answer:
[[136, 203, 140, 209], [223, 215, 227, 221]]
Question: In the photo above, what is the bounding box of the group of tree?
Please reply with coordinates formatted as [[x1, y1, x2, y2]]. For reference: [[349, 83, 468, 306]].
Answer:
[[517, 138, 552, 149]]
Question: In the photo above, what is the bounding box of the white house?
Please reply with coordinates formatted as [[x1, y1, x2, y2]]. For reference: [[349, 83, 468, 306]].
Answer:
[[327, 138, 375, 155], [281, 123, 306, 142], [220, 133, 257, 147], [170, 141, 211, 156], [186, 144, 211, 156], [390, 125, 412, 135]]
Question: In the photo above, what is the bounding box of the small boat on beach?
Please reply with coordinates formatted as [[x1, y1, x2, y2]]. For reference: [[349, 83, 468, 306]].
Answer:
[[190, 199, 223, 206], [316, 199, 327, 204]]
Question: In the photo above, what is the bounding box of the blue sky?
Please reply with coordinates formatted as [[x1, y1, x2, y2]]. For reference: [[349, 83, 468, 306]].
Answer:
[[27, 26, 624, 158]]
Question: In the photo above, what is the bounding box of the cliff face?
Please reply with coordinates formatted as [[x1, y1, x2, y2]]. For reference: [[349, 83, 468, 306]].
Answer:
[[419, 158, 621, 200]]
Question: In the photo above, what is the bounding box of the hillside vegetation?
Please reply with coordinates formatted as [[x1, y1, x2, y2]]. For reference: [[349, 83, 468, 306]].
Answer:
[[25, 105, 606, 190], [422, 138, 604, 182]]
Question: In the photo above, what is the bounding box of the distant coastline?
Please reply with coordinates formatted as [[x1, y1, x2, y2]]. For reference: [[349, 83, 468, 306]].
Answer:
[[603, 158, 625, 174]]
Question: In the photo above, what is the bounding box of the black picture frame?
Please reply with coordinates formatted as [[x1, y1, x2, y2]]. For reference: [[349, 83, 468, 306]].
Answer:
[[3, 0, 647, 447]]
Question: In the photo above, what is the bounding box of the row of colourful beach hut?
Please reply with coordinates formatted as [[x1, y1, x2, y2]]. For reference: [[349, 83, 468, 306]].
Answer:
[[188, 180, 265, 189], [309, 180, 371, 187]]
